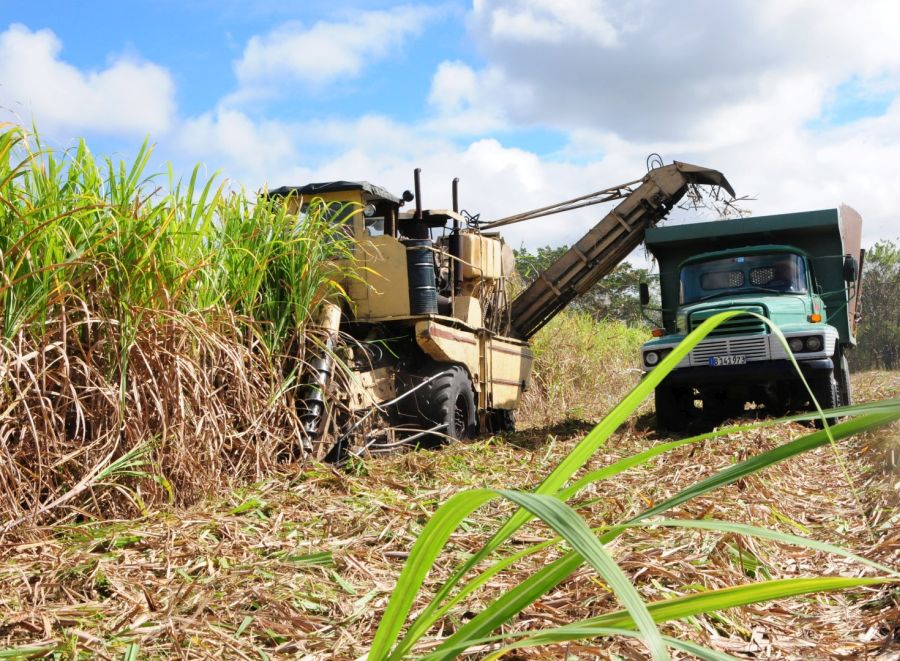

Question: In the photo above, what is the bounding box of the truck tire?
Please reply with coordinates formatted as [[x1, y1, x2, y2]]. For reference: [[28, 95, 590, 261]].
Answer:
[[415, 365, 477, 446], [655, 385, 692, 433], [836, 350, 852, 407], [810, 371, 838, 427], [702, 390, 744, 424]]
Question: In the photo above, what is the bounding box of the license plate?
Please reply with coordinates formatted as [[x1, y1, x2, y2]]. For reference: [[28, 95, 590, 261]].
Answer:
[[709, 354, 746, 367]]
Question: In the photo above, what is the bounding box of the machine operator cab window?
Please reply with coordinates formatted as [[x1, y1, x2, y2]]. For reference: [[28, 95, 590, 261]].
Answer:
[[265, 181, 402, 241], [298, 201, 357, 237], [680, 251, 809, 304], [362, 204, 386, 237]]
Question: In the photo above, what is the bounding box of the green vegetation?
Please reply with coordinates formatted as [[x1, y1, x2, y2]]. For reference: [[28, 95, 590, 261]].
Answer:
[[372, 312, 899, 659], [856, 238, 900, 370], [521, 311, 646, 426], [0, 125, 352, 527]]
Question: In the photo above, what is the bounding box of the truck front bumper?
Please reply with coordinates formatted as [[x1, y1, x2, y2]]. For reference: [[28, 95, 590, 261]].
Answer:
[[658, 358, 833, 387]]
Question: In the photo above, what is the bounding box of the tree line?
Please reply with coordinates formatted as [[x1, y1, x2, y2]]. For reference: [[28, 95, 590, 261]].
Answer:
[[513, 246, 651, 327], [855, 239, 900, 370]]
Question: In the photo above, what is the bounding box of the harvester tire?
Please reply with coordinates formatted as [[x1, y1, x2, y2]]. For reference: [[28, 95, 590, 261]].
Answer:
[[489, 408, 516, 434], [416, 365, 477, 447]]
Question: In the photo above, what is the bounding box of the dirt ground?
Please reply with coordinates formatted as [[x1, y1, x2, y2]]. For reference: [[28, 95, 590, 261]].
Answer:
[[0, 372, 897, 660]]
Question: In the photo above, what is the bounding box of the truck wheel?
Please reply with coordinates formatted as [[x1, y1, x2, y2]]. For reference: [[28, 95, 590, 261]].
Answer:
[[702, 390, 744, 424], [417, 365, 477, 446], [655, 385, 692, 433], [810, 372, 838, 427], [836, 350, 852, 407]]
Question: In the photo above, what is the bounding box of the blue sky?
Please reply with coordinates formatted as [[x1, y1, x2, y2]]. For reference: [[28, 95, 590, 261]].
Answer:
[[1, 1, 899, 248]]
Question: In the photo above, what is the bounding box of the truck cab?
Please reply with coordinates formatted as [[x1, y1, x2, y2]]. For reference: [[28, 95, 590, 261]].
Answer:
[[640, 208, 863, 431]]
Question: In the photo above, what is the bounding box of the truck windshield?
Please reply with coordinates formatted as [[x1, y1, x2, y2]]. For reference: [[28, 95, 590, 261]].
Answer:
[[680, 253, 808, 304]]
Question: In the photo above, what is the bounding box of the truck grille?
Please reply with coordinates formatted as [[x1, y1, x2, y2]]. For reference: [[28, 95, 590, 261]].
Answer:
[[689, 306, 767, 337], [690, 335, 770, 367]]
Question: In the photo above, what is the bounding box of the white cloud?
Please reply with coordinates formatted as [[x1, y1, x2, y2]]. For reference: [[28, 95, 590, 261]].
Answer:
[[233, 5, 434, 93], [451, 0, 900, 141], [161, 108, 608, 247], [428, 61, 479, 114], [425, 61, 515, 134], [164, 99, 900, 252], [388, 0, 900, 247], [483, 0, 623, 46], [172, 108, 312, 189], [0, 24, 175, 136]]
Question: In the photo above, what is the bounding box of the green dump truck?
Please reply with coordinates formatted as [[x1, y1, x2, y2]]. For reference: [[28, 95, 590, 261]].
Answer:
[[639, 206, 864, 431]]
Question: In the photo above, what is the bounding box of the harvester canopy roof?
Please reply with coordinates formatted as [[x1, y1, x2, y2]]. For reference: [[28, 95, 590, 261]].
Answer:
[[266, 181, 401, 204]]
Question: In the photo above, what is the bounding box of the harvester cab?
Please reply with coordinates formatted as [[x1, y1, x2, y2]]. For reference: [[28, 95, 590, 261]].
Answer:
[[270, 174, 515, 331]]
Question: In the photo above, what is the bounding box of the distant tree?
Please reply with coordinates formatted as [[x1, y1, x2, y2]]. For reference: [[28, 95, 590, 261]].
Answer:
[[855, 238, 900, 370], [513, 245, 651, 327]]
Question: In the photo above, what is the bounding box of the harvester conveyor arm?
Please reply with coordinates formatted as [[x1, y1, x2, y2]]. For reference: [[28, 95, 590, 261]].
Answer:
[[508, 162, 734, 340]]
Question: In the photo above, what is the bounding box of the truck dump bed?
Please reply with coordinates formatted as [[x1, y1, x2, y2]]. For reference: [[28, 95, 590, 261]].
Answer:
[[508, 162, 733, 340]]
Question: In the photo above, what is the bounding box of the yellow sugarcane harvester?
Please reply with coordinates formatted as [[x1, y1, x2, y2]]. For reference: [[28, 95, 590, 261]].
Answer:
[[269, 162, 733, 460]]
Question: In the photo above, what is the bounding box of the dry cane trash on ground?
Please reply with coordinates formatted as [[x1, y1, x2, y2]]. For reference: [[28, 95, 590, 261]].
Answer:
[[0, 372, 898, 660]]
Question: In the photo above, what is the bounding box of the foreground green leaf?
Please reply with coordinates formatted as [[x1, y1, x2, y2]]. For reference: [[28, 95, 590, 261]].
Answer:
[[426, 577, 892, 660], [370, 489, 669, 660], [428, 410, 898, 659]]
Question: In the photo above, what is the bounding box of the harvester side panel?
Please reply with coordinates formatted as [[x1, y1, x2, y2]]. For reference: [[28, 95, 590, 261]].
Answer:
[[508, 162, 733, 340]]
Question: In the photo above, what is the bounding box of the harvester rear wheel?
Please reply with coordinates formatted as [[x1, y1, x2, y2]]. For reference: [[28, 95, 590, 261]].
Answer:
[[414, 365, 477, 447]]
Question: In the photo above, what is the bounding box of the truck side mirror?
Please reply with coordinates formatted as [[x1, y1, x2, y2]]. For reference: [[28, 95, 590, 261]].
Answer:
[[639, 282, 650, 306], [842, 255, 858, 283]]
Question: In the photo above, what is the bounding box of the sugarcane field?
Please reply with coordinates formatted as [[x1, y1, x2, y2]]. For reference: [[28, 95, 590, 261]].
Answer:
[[2, 3, 900, 660]]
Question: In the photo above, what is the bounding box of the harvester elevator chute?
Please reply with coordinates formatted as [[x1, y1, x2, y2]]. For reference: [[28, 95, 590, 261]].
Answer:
[[505, 162, 734, 340]]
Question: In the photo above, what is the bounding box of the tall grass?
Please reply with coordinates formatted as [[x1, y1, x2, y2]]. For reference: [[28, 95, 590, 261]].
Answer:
[[0, 125, 353, 529], [520, 311, 646, 426], [371, 311, 900, 659]]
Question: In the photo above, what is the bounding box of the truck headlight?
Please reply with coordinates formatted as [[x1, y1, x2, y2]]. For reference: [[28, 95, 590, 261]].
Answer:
[[644, 351, 659, 366], [805, 335, 823, 352], [788, 338, 804, 353]]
